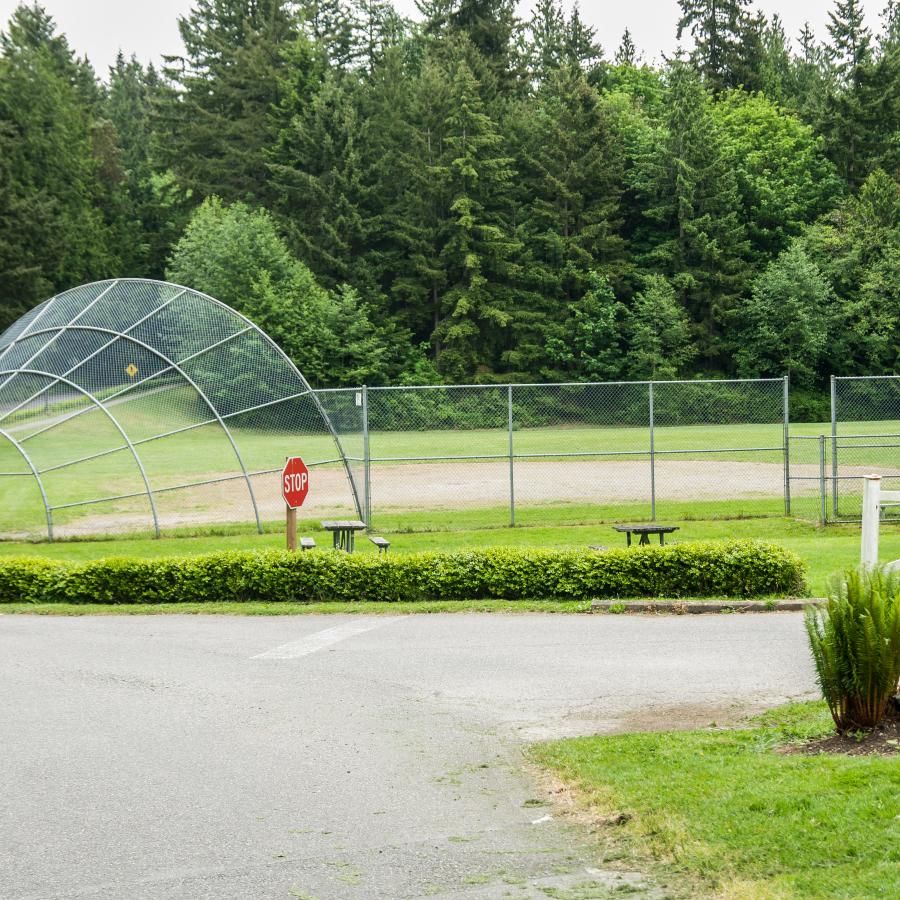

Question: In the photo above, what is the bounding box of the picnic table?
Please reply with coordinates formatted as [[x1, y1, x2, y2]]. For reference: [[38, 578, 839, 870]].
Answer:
[[321, 520, 367, 552], [613, 524, 679, 547]]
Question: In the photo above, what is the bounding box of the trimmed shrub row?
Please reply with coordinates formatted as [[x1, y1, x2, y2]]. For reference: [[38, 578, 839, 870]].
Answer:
[[0, 541, 805, 605]]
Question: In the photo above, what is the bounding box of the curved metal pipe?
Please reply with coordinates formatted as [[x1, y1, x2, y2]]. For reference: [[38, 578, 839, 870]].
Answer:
[[0, 368, 160, 537], [0, 326, 263, 533], [0, 426, 54, 541]]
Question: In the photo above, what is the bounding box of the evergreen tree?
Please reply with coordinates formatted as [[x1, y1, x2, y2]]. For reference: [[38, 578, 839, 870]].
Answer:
[[615, 29, 638, 67], [827, 0, 872, 77], [269, 71, 367, 290], [0, 3, 117, 324], [801, 169, 900, 375], [526, 0, 565, 82], [157, 0, 298, 203], [564, 2, 603, 75], [631, 61, 749, 361], [676, 0, 751, 91], [430, 62, 519, 379], [624, 275, 696, 379]]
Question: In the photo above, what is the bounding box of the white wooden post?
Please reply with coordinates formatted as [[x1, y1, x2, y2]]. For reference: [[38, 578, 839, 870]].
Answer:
[[861, 475, 881, 568]]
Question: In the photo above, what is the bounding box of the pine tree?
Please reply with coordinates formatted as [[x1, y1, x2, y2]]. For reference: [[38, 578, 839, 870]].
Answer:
[[676, 0, 751, 91], [269, 72, 368, 290], [615, 29, 638, 66], [298, 0, 356, 68], [827, 0, 872, 78], [157, 0, 298, 203], [430, 63, 519, 379], [526, 0, 565, 82], [564, 2, 603, 75], [882, 1, 900, 52], [632, 61, 750, 361], [0, 3, 117, 323]]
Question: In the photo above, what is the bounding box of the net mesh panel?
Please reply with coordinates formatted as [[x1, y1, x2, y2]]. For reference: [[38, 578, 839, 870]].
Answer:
[[0, 280, 361, 539], [831, 377, 900, 522]]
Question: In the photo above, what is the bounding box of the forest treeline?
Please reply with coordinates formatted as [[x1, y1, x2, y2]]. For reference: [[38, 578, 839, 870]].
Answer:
[[1, 0, 899, 393]]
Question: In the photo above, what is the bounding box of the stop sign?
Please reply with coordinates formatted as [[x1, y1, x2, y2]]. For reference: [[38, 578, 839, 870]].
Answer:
[[281, 457, 310, 509]]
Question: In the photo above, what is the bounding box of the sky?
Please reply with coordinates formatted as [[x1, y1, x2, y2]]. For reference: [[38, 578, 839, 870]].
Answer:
[[0, 0, 889, 75]]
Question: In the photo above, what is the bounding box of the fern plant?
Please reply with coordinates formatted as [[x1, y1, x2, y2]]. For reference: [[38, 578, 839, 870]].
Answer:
[[805, 566, 900, 731]]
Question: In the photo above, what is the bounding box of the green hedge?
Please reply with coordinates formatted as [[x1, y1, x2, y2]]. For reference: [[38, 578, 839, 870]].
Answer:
[[0, 541, 805, 605]]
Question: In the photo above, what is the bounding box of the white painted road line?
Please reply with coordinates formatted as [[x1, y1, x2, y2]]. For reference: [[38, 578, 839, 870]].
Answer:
[[251, 618, 396, 659]]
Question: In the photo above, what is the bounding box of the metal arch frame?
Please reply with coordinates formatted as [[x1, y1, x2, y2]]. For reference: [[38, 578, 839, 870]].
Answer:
[[127, 277, 365, 522], [6, 324, 265, 533], [0, 427, 54, 540], [0, 286, 187, 430], [0, 368, 160, 539], [0, 280, 119, 395], [0, 277, 365, 533]]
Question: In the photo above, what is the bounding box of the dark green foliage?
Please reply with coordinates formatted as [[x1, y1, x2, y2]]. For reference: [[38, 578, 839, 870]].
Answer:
[[0, 0, 895, 390], [632, 62, 750, 362], [0, 540, 805, 605], [805, 566, 900, 730]]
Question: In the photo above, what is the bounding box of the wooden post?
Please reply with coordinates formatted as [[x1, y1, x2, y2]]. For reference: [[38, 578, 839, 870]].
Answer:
[[286, 504, 297, 552]]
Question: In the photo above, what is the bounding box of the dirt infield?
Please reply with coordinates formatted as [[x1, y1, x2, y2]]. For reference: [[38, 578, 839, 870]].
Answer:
[[30, 457, 897, 539]]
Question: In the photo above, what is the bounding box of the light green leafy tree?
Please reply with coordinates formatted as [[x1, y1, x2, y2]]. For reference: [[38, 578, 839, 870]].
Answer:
[[624, 275, 696, 380], [731, 244, 830, 387]]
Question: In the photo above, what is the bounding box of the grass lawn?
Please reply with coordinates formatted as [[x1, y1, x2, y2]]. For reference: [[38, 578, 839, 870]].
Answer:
[[1, 389, 897, 536], [531, 702, 900, 899], [1, 512, 897, 597]]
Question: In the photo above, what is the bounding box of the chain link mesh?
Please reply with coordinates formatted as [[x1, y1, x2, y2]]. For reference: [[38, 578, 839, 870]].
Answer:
[[7, 282, 898, 542], [0, 280, 363, 540], [362, 379, 788, 530]]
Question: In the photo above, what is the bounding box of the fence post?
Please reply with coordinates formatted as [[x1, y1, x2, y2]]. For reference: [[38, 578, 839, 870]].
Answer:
[[783, 375, 791, 516], [649, 382, 656, 522], [830, 375, 838, 517], [819, 434, 827, 526], [861, 475, 881, 567], [508, 383, 515, 527], [362, 384, 371, 529]]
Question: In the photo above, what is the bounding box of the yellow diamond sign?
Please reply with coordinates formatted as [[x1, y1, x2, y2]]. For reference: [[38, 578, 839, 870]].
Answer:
[[125, 363, 139, 378]]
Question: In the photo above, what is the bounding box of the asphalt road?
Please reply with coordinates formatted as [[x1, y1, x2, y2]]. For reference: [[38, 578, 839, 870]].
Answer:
[[0, 613, 817, 899]]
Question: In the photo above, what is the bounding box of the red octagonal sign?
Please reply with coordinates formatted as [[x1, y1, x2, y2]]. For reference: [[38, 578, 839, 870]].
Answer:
[[281, 456, 310, 509]]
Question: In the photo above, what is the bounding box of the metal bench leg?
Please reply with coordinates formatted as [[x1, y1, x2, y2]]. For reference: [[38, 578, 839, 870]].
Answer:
[[640, 533, 650, 546], [626, 532, 631, 547], [660, 534, 665, 546]]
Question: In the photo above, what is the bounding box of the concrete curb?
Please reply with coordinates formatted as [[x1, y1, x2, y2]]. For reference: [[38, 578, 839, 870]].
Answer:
[[590, 599, 822, 614]]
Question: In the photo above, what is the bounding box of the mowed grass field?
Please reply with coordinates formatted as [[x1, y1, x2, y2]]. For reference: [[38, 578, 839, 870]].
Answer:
[[0, 390, 898, 536]]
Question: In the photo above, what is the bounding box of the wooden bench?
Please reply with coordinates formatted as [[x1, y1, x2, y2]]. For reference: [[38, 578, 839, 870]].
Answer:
[[369, 536, 390, 554], [300, 537, 316, 551]]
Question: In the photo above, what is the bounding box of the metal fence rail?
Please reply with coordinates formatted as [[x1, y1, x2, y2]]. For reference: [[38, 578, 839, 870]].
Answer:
[[357, 377, 789, 530]]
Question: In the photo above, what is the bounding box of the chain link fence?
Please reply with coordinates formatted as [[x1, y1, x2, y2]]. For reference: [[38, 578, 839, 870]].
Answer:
[[1, 278, 895, 544], [358, 378, 789, 531], [789, 376, 900, 524]]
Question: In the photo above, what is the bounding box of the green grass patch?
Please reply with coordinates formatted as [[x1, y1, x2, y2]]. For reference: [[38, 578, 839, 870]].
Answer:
[[531, 702, 900, 898], [1, 514, 896, 597]]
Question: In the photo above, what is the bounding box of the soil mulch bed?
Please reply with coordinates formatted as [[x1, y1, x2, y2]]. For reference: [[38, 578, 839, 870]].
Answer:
[[782, 701, 900, 757]]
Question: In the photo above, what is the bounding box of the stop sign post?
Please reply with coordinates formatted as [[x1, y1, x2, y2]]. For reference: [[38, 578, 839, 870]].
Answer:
[[281, 456, 310, 551]]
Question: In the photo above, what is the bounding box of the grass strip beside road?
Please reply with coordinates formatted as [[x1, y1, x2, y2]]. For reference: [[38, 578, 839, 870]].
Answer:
[[531, 702, 900, 899]]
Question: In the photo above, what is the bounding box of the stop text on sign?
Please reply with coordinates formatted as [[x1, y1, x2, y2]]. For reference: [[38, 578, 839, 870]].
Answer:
[[284, 472, 308, 493], [281, 456, 310, 509]]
